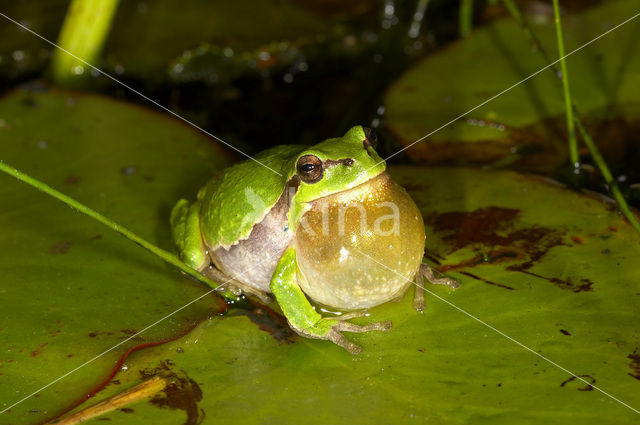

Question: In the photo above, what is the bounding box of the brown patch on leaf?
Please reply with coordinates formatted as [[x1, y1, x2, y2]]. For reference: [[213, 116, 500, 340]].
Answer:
[[628, 348, 640, 381], [519, 271, 594, 292], [570, 236, 584, 244], [64, 175, 81, 184], [560, 375, 595, 391], [140, 361, 204, 425], [50, 240, 72, 254], [427, 207, 597, 292], [459, 271, 514, 290], [88, 331, 115, 338], [30, 342, 48, 357]]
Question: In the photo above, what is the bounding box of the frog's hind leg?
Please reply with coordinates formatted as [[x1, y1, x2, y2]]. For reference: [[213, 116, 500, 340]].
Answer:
[[413, 263, 460, 311], [202, 265, 272, 304]]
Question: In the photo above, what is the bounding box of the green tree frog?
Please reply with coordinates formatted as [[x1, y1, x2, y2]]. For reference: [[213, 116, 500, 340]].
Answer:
[[170, 126, 459, 354]]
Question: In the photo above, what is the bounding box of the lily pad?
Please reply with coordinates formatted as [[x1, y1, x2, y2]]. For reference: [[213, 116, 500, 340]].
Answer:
[[384, 0, 640, 169], [0, 84, 233, 423]]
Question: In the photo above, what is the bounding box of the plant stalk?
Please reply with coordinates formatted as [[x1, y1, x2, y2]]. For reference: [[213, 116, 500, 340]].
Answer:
[[459, 0, 474, 37], [51, 0, 120, 86], [574, 120, 640, 234], [0, 161, 239, 302], [551, 0, 579, 171]]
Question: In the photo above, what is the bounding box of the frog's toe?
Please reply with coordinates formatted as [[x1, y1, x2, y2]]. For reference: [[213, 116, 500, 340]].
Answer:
[[327, 329, 362, 355], [438, 277, 460, 289], [328, 319, 392, 354], [419, 263, 460, 289]]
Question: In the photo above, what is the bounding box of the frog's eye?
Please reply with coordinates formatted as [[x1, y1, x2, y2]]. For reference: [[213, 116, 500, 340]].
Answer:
[[363, 127, 378, 150], [296, 154, 323, 184]]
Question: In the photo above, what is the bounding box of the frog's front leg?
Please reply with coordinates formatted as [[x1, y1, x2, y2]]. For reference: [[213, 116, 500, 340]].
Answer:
[[413, 263, 460, 311], [271, 248, 391, 354]]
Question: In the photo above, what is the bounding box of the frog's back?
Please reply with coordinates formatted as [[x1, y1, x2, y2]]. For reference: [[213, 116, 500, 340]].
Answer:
[[200, 145, 304, 250]]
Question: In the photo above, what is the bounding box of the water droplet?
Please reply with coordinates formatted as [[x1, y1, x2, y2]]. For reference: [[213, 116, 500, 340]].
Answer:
[[364, 32, 377, 43], [376, 105, 385, 115], [172, 63, 184, 74], [343, 35, 357, 47], [258, 51, 271, 61], [114, 64, 125, 75], [121, 165, 136, 175], [283, 73, 294, 83], [12, 50, 25, 61], [137, 2, 148, 12], [384, 2, 395, 16], [297, 61, 308, 72], [223, 47, 234, 58], [37, 140, 48, 149], [72, 65, 85, 75]]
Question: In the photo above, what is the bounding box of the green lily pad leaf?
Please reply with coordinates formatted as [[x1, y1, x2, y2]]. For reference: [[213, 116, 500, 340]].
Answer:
[[384, 0, 640, 169], [0, 84, 235, 423], [45, 163, 640, 424]]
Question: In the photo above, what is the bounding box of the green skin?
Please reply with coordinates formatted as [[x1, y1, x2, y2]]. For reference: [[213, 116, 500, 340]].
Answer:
[[171, 126, 453, 353]]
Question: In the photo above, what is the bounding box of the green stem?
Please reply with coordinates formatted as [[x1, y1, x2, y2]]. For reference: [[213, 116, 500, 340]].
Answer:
[[574, 120, 640, 234], [0, 161, 239, 302], [552, 0, 579, 170], [51, 0, 120, 86], [459, 0, 474, 37]]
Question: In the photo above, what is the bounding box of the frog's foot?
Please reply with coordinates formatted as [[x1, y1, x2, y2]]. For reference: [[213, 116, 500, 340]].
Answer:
[[202, 265, 273, 304], [413, 263, 460, 311], [295, 312, 392, 355]]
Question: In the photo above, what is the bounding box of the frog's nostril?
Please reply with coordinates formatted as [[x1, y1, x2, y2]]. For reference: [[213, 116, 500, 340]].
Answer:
[[344, 158, 354, 166]]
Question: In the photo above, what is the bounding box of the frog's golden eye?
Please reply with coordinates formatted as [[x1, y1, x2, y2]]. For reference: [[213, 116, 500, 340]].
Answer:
[[296, 154, 323, 183], [363, 127, 378, 150]]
